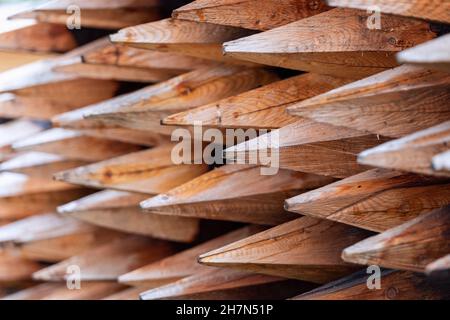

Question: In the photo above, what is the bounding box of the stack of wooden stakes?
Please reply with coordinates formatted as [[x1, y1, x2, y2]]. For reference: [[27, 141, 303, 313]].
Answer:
[[0, 0, 449, 300]]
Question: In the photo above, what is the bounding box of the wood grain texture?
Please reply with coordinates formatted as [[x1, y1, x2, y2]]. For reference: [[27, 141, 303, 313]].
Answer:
[[288, 65, 450, 138], [58, 189, 200, 242], [12, 128, 143, 162], [397, 34, 450, 73], [293, 269, 450, 300], [173, 0, 330, 31], [0, 172, 92, 220], [53, 145, 209, 194], [83, 66, 278, 131], [118, 225, 266, 286], [83, 43, 218, 71], [0, 152, 88, 179], [0, 22, 76, 53], [342, 206, 450, 272], [285, 169, 433, 221], [358, 121, 450, 177], [199, 217, 374, 283], [110, 18, 257, 65], [0, 212, 94, 244], [163, 73, 354, 129], [0, 3, 75, 53], [141, 165, 333, 225], [223, 8, 435, 77], [11, 0, 162, 29], [18, 228, 121, 263], [327, 0, 450, 23], [32, 236, 177, 281], [328, 182, 450, 232], [54, 61, 181, 83], [224, 119, 386, 178], [0, 120, 48, 158], [140, 267, 315, 300]]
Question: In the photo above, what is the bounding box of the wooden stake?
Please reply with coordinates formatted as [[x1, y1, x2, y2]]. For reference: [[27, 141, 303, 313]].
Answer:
[[293, 269, 450, 300], [426, 254, 450, 281], [327, 0, 450, 24], [199, 217, 373, 283], [11, 0, 162, 30], [83, 66, 278, 131], [0, 248, 42, 283], [118, 225, 266, 287], [163, 73, 354, 129], [224, 119, 387, 178], [141, 165, 333, 225], [223, 8, 435, 77], [0, 152, 88, 179], [12, 128, 143, 162], [286, 169, 449, 232], [358, 121, 450, 177], [0, 172, 92, 220], [342, 206, 450, 272], [287, 65, 450, 138], [53, 145, 209, 194], [140, 267, 314, 300], [110, 18, 257, 65], [32, 235, 177, 281], [397, 34, 450, 73], [172, 0, 330, 31], [58, 189, 200, 242]]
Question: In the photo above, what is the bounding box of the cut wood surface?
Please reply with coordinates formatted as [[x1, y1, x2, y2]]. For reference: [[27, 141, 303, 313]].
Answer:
[[103, 286, 147, 300], [199, 217, 374, 283], [110, 18, 257, 65], [0, 51, 52, 73], [163, 73, 354, 129], [11, 0, 162, 29], [83, 66, 278, 131], [329, 183, 450, 232], [0, 152, 88, 179], [286, 169, 450, 232], [285, 169, 433, 221], [223, 8, 435, 77], [327, 0, 450, 24], [54, 61, 181, 83], [0, 172, 92, 220], [12, 128, 143, 162], [32, 236, 177, 282], [140, 267, 314, 300], [118, 225, 266, 287], [141, 165, 333, 225], [358, 121, 450, 177], [426, 254, 450, 280], [0, 2, 76, 53], [18, 227, 121, 263], [294, 269, 450, 300], [53, 145, 209, 194], [2, 282, 124, 300], [342, 206, 450, 272], [0, 212, 94, 244], [173, 0, 330, 30], [288, 65, 450, 138], [224, 119, 387, 178], [83, 44, 218, 71], [58, 189, 200, 242], [432, 150, 450, 173], [397, 34, 450, 73], [0, 120, 48, 157]]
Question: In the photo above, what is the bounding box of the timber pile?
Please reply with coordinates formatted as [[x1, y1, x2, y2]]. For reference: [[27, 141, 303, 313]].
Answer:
[[0, 0, 449, 300]]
